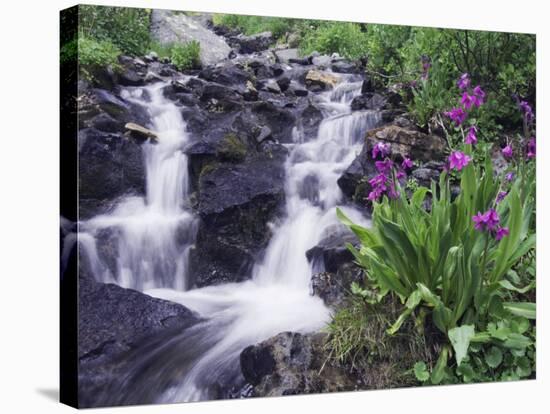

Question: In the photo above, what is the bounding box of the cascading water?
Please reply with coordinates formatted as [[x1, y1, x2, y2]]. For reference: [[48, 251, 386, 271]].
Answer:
[[78, 75, 380, 404], [79, 82, 197, 291]]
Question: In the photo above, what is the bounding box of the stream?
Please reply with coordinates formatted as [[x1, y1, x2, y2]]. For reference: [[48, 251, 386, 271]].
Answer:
[[78, 73, 379, 403]]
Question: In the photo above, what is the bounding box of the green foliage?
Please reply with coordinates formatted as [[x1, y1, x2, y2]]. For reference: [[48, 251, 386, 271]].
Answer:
[[67, 36, 121, 80], [78, 5, 151, 56], [408, 62, 455, 127], [212, 14, 295, 41], [170, 41, 201, 71], [337, 142, 536, 382], [300, 22, 369, 60]]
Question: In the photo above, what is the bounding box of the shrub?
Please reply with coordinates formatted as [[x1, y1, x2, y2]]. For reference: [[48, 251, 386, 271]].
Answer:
[[300, 22, 369, 60], [78, 5, 150, 56], [212, 14, 295, 41], [70, 36, 121, 80], [170, 41, 201, 71]]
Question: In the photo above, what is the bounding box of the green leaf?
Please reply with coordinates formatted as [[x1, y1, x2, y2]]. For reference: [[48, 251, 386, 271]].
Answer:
[[431, 346, 449, 384], [499, 280, 535, 294], [516, 356, 533, 378], [413, 361, 430, 382], [448, 325, 475, 366], [485, 346, 503, 368], [503, 302, 536, 320]]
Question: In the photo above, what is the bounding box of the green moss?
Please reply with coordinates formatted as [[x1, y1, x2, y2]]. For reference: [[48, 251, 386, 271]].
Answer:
[[216, 133, 248, 163], [199, 162, 219, 179]]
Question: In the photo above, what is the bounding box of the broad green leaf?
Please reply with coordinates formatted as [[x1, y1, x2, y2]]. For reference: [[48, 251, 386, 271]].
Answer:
[[485, 346, 503, 368], [503, 302, 536, 320], [499, 280, 535, 294], [448, 325, 475, 366], [413, 361, 430, 382], [431, 346, 449, 384]]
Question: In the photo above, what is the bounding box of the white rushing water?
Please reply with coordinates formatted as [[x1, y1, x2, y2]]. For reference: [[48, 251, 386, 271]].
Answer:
[[79, 83, 197, 291], [78, 76, 379, 403]]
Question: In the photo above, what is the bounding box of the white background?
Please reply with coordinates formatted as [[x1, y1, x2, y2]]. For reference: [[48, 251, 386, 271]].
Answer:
[[0, 0, 547, 412]]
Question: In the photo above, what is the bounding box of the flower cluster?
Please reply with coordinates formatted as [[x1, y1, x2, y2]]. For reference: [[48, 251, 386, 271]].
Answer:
[[448, 150, 471, 171], [519, 100, 534, 123], [445, 74, 485, 138], [367, 143, 414, 202], [472, 209, 509, 241], [502, 144, 513, 159], [527, 137, 536, 159]]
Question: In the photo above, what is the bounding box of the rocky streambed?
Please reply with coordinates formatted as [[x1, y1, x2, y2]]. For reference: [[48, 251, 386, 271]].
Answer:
[[65, 11, 449, 407]]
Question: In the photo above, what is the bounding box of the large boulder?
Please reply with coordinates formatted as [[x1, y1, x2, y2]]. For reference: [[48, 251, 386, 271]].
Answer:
[[240, 332, 359, 396], [365, 125, 446, 162], [78, 263, 199, 407], [305, 70, 341, 91], [229, 31, 274, 54], [78, 128, 146, 219], [150, 10, 231, 67], [190, 149, 287, 287]]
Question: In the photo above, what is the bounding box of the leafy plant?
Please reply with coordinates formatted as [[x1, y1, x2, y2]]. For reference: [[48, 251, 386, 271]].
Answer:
[[337, 137, 535, 382], [300, 22, 369, 60], [170, 41, 201, 71]]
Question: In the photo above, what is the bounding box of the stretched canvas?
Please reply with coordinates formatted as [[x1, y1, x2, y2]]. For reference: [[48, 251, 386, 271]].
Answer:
[[60, 4, 537, 408]]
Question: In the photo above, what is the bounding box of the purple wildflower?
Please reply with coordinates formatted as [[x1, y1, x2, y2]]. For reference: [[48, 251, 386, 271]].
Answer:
[[465, 126, 478, 145], [457, 73, 470, 90], [502, 145, 513, 159], [367, 186, 385, 201], [388, 185, 400, 199], [375, 159, 394, 174], [369, 173, 388, 188], [396, 170, 407, 180], [472, 209, 500, 232], [496, 191, 507, 204], [527, 137, 536, 159], [372, 142, 391, 159], [472, 86, 485, 107], [519, 100, 534, 122], [448, 151, 472, 171], [505, 172, 515, 182], [445, 107, 467, 126], [495, 227, 510, 241], [401, 157, 414, 170], [461, 92, 475, 110]]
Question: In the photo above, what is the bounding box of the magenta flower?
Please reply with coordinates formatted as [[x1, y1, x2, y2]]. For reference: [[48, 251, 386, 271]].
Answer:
[[519, 100, 534, 122], [472, 86, 485, 107], [448, 151, 472, 171], [445, 107, 467, 126], [388, 185, 400, 199], [461, 92, 475, 110], [472, 209, 500, 232], [401, 157, 414, 170], [367, 186, 385, 201], [372, 142, 391, 159], [396, 169, 406, 180], [369, 173, 387, 188], [505, 172, 515, 182], [457, 73, 470, 90], [375, 159, 394, 174], [465, 126, 478, 145], [502, 145, 513, 159], [527, 137, 536, 159], [496, 191, 507, 204], [495, 227, 510, 241]]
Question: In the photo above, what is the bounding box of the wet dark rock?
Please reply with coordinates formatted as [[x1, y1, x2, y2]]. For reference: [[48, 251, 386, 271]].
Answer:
[[306, 231, 357, 274], [117, 56, 147, 86], [78, 128, 145, 219], [361, 77, 374, 94], [336, 142, 378, 200], [289, 56, 312, 66], [273, 48, 300, 64], [311, 262, 364, 308], [249, 101, 297, 143], [411, 161, 446, 187], [351, 92, 387, 111], [190, 149, 287, 287], [198, 63, 253, 91], [297, 103, 324, 139], [229, 31, 273, 54], [276, 76, 291, 92], [240, 332, 358, 396], [331, 60, 358, 74], [78, 262, 199, 407]]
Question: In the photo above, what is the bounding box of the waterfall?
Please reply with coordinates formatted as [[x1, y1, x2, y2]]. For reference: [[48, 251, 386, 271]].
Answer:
[[79, 83, 197, 291], [145, 79, 378, 403], [78, 77, 379, 404]]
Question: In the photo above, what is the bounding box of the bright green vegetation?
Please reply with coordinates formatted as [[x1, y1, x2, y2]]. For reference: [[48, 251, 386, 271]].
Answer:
[[170, 41, 201, 71]]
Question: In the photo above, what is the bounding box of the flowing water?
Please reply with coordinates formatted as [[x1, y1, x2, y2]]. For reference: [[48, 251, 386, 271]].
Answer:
[[78, 76, 380, 403]]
